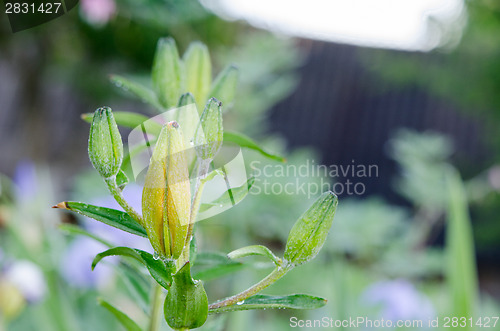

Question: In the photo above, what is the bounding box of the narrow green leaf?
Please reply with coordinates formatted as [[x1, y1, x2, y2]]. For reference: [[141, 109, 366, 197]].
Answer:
[[111, 112, 149, 129], [183, 41, 212, 109], [445, 167, 478, 322], [53, 201, 147, 238], [199, 177, 255, 213], [191, 252, 248, 281], [82, 111, 163, 134], [58, 224, 112, 248], [228, 245, 280, 266], [110, 75, 163, 110], [209, 65, 238, 108], [92, 247, 173, 289], [209, 294, 327, 314], [98, 298, 143, 331], [224, 131, 286, 163]]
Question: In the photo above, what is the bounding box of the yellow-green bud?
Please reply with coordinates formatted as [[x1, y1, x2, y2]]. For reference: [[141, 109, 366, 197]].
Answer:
[[88, 107, 123, 179], [284, 191, 338, 266], [183, 41, 212, 110], [193, 98, 223, 160], [142, 121, 191, 260], [152, 37, 182, 109]]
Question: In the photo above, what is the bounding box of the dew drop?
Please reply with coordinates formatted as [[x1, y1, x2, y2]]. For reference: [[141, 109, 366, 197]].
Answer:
[[219, 204, 223, 207], [153, 252, 161, 260], [236, 301, 244, 305]]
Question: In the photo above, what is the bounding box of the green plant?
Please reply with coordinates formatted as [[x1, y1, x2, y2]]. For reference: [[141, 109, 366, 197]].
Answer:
[[53, 37, 338, 330]]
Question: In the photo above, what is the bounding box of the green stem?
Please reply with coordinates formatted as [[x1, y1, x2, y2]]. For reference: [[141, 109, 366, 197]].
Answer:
[[186, 159, 211, 248], [105, 177, 144, 226], [175, 244, 190, 271], [208, 263, 293, 310], [148, 284, 163, 331]]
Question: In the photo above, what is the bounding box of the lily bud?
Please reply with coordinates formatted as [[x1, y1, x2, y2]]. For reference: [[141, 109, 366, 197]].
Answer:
[[183, 41, 212, 109], [209, 64, 238, 108], [284, 191, 338, 266], [88, 107, 123, 179], [193, 98, 223, 160], [142, 121, 191, 259], [152, 37, 182, 109], [164, 262, 208, 329]]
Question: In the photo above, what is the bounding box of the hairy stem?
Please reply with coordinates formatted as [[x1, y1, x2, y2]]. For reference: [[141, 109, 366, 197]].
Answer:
[[148, 284, 163, 331], [208, 263, 293, 310], [105, 177, 144, 226]]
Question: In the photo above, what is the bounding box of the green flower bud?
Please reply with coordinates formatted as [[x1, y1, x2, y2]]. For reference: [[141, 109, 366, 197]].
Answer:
[[183, 41, 212, 110], [88, 107, 123, 179], [152, 37, 182, 109], [177, 92, 196, 108], [193, 98, 223, 160], [209, 64, 238, 108], [142, 121, 191, 260], [284, 191, 338, 266], [164, 262, 208, 329]]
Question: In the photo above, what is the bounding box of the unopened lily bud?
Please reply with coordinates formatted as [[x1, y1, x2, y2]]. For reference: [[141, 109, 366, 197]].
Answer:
[[209, 64, 238, 108], [152, 37, 182, 109], [183, 41, 212, 109], [284, 191, 338, 266], [88, 107, 123, 179], [164, 262, 208, 329], [142, 121, 191, 260], [177, 92, 196, 108], [193, 98, 223, 160]]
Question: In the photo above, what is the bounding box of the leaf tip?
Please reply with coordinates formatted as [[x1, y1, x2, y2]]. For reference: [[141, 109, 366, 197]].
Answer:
[[52, 201, 68, 209]]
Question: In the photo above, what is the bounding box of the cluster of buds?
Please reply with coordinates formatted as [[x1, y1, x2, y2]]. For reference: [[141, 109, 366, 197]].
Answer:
[[80, 37, 339, 331]]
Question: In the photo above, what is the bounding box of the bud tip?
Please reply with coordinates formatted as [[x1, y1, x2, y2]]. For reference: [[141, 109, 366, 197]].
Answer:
[[168, 121, 180, 129]]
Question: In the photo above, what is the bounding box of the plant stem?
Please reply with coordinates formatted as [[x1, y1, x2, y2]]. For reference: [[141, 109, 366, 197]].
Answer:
[[148, 284, 163, 331], [105, 177, 144, 226], [208, 263, 293, 310], [186, 159, 211, 246]]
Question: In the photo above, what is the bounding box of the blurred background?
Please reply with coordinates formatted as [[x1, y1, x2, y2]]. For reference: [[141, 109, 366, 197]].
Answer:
[[0, 0, 499, 330]]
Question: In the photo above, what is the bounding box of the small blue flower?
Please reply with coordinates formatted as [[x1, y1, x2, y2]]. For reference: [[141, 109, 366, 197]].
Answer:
[[362, 279, 435, 328], [60, 237, 114, 288]]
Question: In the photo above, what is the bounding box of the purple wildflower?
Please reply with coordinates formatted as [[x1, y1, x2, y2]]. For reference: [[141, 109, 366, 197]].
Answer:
[[362, 279, 435, 327]]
